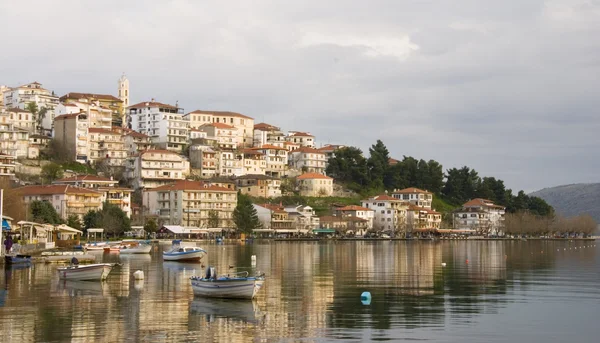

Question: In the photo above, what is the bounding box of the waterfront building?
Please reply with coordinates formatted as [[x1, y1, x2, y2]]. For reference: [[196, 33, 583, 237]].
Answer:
[[253, 203, 296, 234], [333, 205, 374, 229], [296, 172, 333, 197], [2, 82, 59, 134], [319, 215, 368, 235], [391, 187, 433, 209], [143, 180, 237, 228], [407, 205, 442, 231], [453, 198, 506, 234], [285, 131, 315, 148], [361, 194, 409, 233], [289, 147, 327, 175], [18, 185, 103, 220], [235, 174, 281, 198], [251, 144, 288, 178], [284, 205, 320, 232], [129, 149, 190, 189], [128, 100, 188, 152], [184, 110, 254, 147]]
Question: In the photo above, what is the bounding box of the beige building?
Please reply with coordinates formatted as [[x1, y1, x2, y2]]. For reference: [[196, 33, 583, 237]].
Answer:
[[2, 82, 59, 133], [253, 122, 285, 147], [129, 100, 188, 152], [88, 127, 127, 166], [296, 173, 333, 197], [391, 187, 433, 209], [361, 194, 409, 233], [59, 92, 123, 128], [18, 185, 103, 220], [0, 120, 29, 158], [333, 205, 374, 229], [218, 149, 243, 176], [53, 175, 133, 218], [289, 147, 327, 174], [197, 123, 238, 150], [189, 144, 219, 178], [144, 180, 237, 228], [0, 153, 16, 180], [319, 216, 368, 235], [241, 149, 266, 175], [408, 205, 442, 230], [185, 110, 254, 147], [1, 107, 35, 132], [27, 134, 51, 159], [118, 74, 130, 124], [130, 149, 190, 189], [122, 128, 152, 157], [235, 174, 281, 198], [286, 131, 315, 148], [251, 144, 288, 178], [53, 112, 90, 163], [0, 85, 9, 108]]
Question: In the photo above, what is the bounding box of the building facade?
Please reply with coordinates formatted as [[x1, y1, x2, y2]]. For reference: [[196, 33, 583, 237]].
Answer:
[[285, 131, 315, 148], [391, 187, 434, 209], [235, 174, 281, 198], [128, 101, 188, 152], [18, 185, 103, 220], [296, 173, 333, 197], [453, 198, 506, 234], [251, 145, 288, 178], [2, 82, 59, 134], [185, 110, 254, 147], [361, 194, 409, 233], [289, 147, 327, 174], [130, 149, 190, 189]]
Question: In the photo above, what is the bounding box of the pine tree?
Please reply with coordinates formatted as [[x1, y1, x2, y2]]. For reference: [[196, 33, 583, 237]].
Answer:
[[233, 192, 262, 234]]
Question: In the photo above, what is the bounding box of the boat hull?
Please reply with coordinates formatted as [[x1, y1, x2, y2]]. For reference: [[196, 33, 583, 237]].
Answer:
[[5, 255, 32, 265], [190, 277, 265, 299], [163, 249, 206, 261], [57, 263, 114, 281], [119, 245, 152, 254]]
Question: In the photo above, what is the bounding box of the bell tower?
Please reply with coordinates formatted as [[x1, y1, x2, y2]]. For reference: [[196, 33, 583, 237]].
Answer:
[[118, 73, 130, 127]]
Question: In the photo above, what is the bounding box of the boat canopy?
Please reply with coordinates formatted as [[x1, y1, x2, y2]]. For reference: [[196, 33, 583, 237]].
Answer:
[[313, 229, 336, 234]]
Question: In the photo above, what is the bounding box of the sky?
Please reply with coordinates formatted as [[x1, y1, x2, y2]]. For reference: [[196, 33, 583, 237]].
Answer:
[[1, 0, 599, 193]]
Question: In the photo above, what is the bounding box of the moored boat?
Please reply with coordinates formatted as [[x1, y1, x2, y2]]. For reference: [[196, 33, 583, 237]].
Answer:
[[163, 240, 206, 261], [4, 254, 32, 265], [57, 263, 116, 281], [119, 241, 152, 254], [190, 268, 265, 299]]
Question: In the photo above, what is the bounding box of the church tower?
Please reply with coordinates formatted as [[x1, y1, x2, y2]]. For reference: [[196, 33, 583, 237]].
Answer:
[[118, 73, 130, 127]]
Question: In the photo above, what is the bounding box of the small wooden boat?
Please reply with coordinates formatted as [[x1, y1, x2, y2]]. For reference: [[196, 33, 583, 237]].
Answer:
[[119, 241, 152, 254], [84, 242, 107, 251], [4, 254, 32, 265], [163, 241, 206, 261], [190, 268, 265, 299], [57, 263, 116, 281], [103, 246, 121, 253]]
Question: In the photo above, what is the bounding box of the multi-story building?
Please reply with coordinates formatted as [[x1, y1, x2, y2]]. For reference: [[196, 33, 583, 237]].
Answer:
[[253, 123, 285, 147], [407, 205, 442, 231], [283, 141, 301, 152], [88, 127, 127, 165], [361, 194, 409, 233], [128, 100, 188, 152], [122, 128, 152, 157], [18, 185, 103, 220], [391, 187, 433, 209], [289, 147, 327, 174], [253, 203, 296, 233], [1, 107, 35, 132], [317, 144, 344, 166], [319, 215, 368, 235], [189, 128, 208, 140], [218, 150, 243, 176], [53, 175, 133, 218], [284, 205, 320, 232], [0, 85, 9, 108], [144, 180, 237, 228], [333, 205, 374, 229], [241, 149, 266, 175], [0, 120, 29, 158], [130, 149, 190, 189], [296, 172, 333, 197], [453, 198, 506, 234], [2, 82, 59, 133], [251, 144, 288, 178], [27, 134, 51, 159], [189, 144, 219, 178], [235, 174, 281, 198], [197, 123, 238, 149], [185, 110, 254, 147], [285, 131, 315, 148], [59, 92, 123, 128], [53, 112, 89, 163], [0, 153, 16, 180]]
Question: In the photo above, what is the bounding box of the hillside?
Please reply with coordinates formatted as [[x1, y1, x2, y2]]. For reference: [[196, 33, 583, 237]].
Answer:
[[530, 183, 600, 221]]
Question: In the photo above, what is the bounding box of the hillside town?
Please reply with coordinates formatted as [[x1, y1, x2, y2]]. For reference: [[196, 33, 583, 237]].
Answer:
[[0, 76, 507, 238]]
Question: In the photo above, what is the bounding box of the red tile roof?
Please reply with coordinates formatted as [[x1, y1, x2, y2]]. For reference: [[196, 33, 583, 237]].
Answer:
[[289, 132, 313, 137], [189, 110, 253, 120], [18, 185, 102, 196], [5, 108, 30, 113], [202, 122, 235, 129], [373, 194, 398, 201], [252, 144, 287, 151], [149, 180, 236, 192], [54, 111, 85, 120], [140, 149, 184, 157], [463, 198, 505, 209], [392, 187, 432, 195], [336, 205, 373, 212], [290, 147, 324, 154], [254, 122, 279, 131], [122, 128, 150, 139], [320, 216, 367, 223], [88, 127, 121, 135], [297, 173, 332, 180], [55, 175, 114, 183], [388, 158, 400, 165], [128, 101, 178, 110], [60, 92, 122, 103]]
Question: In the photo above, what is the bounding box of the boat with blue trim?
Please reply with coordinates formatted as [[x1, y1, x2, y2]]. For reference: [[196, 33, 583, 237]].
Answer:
[[163, 240, 206, 261], [190, 267, 265, 299]]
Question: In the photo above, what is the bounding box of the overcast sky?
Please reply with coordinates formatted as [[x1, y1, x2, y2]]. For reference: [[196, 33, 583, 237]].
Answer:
[[1, 0, 599, 193]]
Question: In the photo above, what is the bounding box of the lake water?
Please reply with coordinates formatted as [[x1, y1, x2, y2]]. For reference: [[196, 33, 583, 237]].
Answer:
[[0, 240, 598, 342]]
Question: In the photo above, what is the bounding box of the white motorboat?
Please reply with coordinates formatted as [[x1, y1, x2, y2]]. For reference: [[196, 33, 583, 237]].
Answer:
[[57, 263, 116, 281], [163, 240, 206, 261], [119, 244, 152, 254], [84, 242, 107, 251], [190, 268, 265, 299]]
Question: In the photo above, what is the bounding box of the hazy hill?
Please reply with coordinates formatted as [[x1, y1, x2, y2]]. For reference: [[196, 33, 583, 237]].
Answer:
[[530, 183, 600, 222]]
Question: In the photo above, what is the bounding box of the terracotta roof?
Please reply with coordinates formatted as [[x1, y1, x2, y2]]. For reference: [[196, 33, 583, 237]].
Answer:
[[88, 127, 121, 135], [257, 203, 286, 212], [319, 215, 367, 223], [122, 128, 149, 139], [54, 111, 85, 120], [54, 175, 114, 183], [297, 173, 332, 180], [242, 149, 264, 155], [388, 158, 400, 165], [236, 174, 277, 180], [202, 122, 235, 129], [128, 101, 178, 110], [290, 147, 324, 154], [289, 132, 313, 137], [18, 185, 101, 196], [283, 142, 299, 146], [254, 122, 280, 131], [373, 194, 398, 201], [5, 107, 30, 113], [149, 180, 235, 193], [140, 149, 183, 156], [463, 198, 505, 209], [316, 145, 342, 152], [189, 110, 253, 120], [336, 205, 373, 212], [60, 92, 122, 103], [252, 144, 287, 151], [392, 187, 432, 195]]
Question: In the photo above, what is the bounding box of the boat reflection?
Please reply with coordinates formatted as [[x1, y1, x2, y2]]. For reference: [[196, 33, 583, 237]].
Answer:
[[53, 280, 110, 297], [189, 297, 264, 324]]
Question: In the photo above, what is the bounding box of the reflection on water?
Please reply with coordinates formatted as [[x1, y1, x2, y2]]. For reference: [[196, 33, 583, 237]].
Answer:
[[0, 241, 598, 342]]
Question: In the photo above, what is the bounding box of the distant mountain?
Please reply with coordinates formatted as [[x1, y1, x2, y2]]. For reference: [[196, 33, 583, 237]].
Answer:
[[530, 183, 600, 222]]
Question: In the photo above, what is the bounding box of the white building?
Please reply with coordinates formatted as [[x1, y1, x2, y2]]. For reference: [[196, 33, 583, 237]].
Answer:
[[1, 107, 35, 132], [0, 153, 16, 180], [453, 198, 506, 235], [241, 149, 266, 175], [218, 150, 243, 176], [296, 172, 333, 197], [251, 144, 288, 178], [88, 127, 127, 165], [58, 92, 122, 130], [289, 147, 327, 175], [130, 149, 190, 189], [253, 122, 285, 147], [284, 205, 320, 232], [185, 110, 254, 147], [361, 194, 409, 233], [118, 74, 130, 117], [128, 100, 188, 152], [0, 114, 30, 158], [407, 205, 442, 231], [333, 205, 374, 230], [18, 185, 103, 220], [2, 82, 59, 133], [391, 187, 433, 209], [286, 131, 315, 148], [197, 123, 238, 150], [122, 128, 152, 157]]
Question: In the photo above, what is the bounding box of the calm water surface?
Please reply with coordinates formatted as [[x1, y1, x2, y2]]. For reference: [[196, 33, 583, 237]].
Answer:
[[0, 241, 598, 342]]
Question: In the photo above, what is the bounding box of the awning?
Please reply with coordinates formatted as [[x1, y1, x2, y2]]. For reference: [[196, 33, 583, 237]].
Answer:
[[313, 229, 336, 234], [274, 229, 300, 233], [253, 229, 274, 232], [87, 228, 104, 233], [55, 224, 83, 234], [2, 219, 10, 231]]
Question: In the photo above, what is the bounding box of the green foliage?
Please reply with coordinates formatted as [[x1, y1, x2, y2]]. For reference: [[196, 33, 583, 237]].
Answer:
[[41, 163, 64, 184], [37, 107, 48, 132], [66, 214, 82, 230], [60, 161, 97, 175], [326, 146, 370, 191], [83, 202, 131, 236], [26, 102, 38, 116], [143, 218, 158, 233], [249, 195, 362, 216], [29, 200, 62, 224], [208, 210, 220, 228], [233, 192, 262, 234], [367, 140, 390, 190]]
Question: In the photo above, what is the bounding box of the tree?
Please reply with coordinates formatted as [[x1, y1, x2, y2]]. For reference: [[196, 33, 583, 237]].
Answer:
[[29, 200, 62, 224], [232, 192, 262, 234], [325, 146, 370, 192], [367, 140, 390, 190], [208, 210, 220, 228], [41, 162, 64, 184], [67, 214, 82, 230], [0, 179, 26, 222], [83, 210, 101, 230], [26, 102, 38, 124], [144, 218, 158, 233], [83, 203, 130, 237], [37, 107, 48, 134]]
